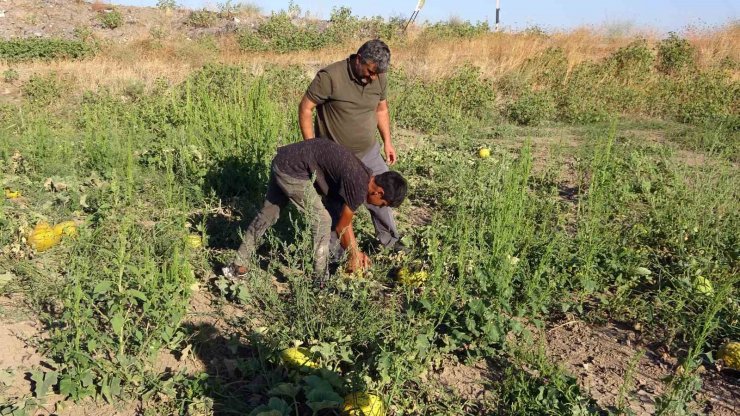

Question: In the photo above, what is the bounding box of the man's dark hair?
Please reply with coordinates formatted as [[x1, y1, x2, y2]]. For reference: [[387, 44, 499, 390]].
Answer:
[[357, 39, 391, 73], [375, 171, 407, 208]]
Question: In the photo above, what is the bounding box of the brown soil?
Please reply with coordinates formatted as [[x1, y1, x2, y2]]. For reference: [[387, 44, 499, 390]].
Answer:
[[429, 356, 497, 403], [0, 0, 260, 42], [546, 320, 739, 415]]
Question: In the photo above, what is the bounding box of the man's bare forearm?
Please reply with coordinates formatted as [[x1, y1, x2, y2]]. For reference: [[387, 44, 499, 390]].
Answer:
[[377, 102, 392, 144], [299, 95, 317, 140]]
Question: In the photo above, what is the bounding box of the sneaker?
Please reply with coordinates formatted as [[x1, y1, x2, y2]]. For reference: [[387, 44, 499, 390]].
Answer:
[[222, 263, 248, 279], [390, 239, 411, 255]]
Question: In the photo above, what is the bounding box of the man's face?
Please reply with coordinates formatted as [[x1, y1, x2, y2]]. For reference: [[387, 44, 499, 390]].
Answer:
[[354, 55, 380, 85], [367, 187, 389, 207]]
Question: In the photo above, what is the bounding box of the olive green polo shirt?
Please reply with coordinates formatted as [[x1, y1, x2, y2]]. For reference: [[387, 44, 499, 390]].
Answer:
[[305, 55, 387, 157]]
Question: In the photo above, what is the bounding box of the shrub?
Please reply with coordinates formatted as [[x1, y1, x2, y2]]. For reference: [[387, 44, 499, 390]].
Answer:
[[507, 91, 556, 126], [156, 0, 177, 9], [391, 65, 495, 133], [657, 32, 695, 74], [607, 39, 654, 80], [239, 10, 325, 53], [322, 6, 361, 45], [99, 10, 123, 29], [556, 62, 612, 124], [22, 73, 69, 104], [187, 9, 218, 28], [359, 15, 406, 41], [3, 68, 19, 83], [183, 64, 250, 101], [0, 38, 96, 62], [73, 26, 94, 42], [236, 30, 268, 51], [672, 72, 739, 128], [422, 19, 489, 39]]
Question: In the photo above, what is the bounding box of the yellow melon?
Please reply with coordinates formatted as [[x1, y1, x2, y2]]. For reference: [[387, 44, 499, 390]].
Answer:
[[28, 222, 61, 252], [280, 347, 319, 370], [718, 342, 740, 370], [343, 392, 385, 416]]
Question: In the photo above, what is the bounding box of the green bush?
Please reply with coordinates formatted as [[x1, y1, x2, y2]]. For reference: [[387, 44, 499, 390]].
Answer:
[[73, 26, 94, 42], [422, 19, 489, 39], [322, 6, 361, 44], [522, 25, 548, 37], [156, 0, 177, 10], [0, 38, 96, 62], [237, 8, 404, 53], [507, 91, 556, 126], [607, 39, 655, 79], [99, 10, 123, 30], [187, 9, 218, 28], [239, 11, 325, 53], [556, 62, 612, 123], [359, 15, 406, 41], [657, 32, 695, 74], [3, 68, 19, 83], [391, 64, 495, 133], [22, 73, 70, 104], [671, 72, 740, 128]]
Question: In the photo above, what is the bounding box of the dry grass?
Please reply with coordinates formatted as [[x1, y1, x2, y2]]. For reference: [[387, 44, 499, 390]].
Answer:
[[1, 23, 737, 94], [685, 22, 740, 70]]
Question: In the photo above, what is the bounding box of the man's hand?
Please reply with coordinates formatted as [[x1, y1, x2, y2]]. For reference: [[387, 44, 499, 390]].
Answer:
[[346, 251, 371, 273], [383, 141, 397, 165]]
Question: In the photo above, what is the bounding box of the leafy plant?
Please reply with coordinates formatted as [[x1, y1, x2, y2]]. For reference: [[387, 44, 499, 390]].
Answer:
[[507, 90, 556, 126], [186, 9, 217, 28], [21, 73, 69, 104], [3, 68, 19, 83], [0, 38, 96, 62], [423, 19, 490, 39], [99, 10, 123, 30], [156, 0, 177, 10], [657, 32, 695, 74]]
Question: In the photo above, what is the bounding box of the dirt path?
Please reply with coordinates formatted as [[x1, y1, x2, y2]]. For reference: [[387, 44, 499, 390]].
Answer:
[[546, 320, 738, 415]]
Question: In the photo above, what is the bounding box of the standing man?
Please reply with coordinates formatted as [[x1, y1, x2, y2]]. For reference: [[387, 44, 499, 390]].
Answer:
[[298, 39, 404, 253]]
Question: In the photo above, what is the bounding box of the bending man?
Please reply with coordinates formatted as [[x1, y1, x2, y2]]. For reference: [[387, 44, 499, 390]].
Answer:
[[224, 138, 408, 283]]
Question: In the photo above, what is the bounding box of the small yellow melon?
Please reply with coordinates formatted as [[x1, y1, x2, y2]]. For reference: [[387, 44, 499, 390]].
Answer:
[[478, 148, 491, 158], [4, 189, 21, 199], [186, 234, 203, 249], [280, 347, 319, 370], [397, 267, 428, 287], [718, 342, 740, 370], [28, 222, 61, 252], [343, 392, 385, 416]]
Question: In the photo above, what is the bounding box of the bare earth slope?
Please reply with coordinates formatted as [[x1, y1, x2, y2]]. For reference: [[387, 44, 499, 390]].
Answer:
[[0, 0, 255, 41]]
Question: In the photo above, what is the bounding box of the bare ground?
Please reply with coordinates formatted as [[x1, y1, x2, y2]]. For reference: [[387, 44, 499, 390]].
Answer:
[[0, 0, 259, 42]]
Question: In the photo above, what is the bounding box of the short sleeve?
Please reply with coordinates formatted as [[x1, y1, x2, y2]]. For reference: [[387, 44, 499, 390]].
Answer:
[[379, 73, 388, 101], [305, 70, 332, 105]]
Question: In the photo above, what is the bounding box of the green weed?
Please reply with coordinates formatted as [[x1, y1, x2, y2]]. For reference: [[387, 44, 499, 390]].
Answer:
[[99, 10, 123, 30], [0, 38, 96, 62]]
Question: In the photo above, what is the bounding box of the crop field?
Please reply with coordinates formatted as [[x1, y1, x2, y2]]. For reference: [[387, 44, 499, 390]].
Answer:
[[0, 3, 738, 416]]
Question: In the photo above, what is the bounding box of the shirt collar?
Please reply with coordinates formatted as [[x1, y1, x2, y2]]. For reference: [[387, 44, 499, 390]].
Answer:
[[347, 54, 363, 85]]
